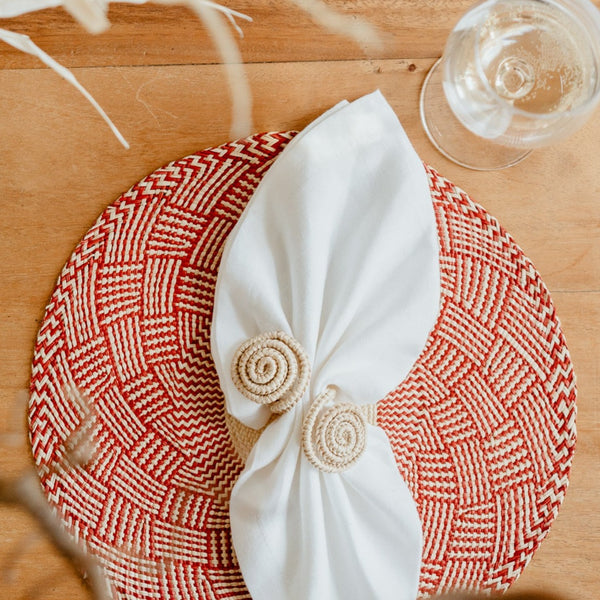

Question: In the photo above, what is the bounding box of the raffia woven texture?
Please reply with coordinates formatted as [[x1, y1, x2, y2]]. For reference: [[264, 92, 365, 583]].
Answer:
[[231, 330, 311, 413], [28, 132, 576, 599], [377, 171, 577, 596]]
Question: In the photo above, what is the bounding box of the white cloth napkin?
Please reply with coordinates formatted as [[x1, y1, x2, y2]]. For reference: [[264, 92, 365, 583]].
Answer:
[[211, 90, 440, 600]]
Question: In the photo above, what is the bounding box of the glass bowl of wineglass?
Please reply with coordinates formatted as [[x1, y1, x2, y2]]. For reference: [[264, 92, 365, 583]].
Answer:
[[420, 0, 600, 170]]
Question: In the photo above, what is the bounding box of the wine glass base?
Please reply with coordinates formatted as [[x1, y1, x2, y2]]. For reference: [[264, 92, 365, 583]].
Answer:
[[419, 58, 532, 171]]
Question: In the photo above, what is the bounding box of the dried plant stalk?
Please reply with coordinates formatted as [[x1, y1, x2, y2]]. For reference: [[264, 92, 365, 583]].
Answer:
[[1, 471, 113, 600], [0, 26, 130, 147], [0, 0, 253, 145], [289, 0, 382, 51], [62, 0, 111, 34], [1, 386, 110, 599], [0, 0, 380, 146], [188, 0, 252, 138]]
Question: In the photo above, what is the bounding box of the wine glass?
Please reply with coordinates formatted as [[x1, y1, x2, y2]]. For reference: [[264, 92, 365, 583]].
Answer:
[[420, 0, 600, 170]]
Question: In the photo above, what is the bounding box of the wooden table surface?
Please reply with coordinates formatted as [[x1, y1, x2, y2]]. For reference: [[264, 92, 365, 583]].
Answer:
[[0, 2, 598, 598]]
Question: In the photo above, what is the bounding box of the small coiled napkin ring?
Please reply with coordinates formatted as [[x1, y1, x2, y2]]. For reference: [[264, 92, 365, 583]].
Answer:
[[232, 334, 369, 472], [302, 386, 367, 473], [231, 331, 311, 414]]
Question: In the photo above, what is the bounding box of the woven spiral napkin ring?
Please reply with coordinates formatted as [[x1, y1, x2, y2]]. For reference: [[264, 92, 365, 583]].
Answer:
[[232, 335, 372, 472], [231, 331, 311, 414], [302, 386, 368, 473]]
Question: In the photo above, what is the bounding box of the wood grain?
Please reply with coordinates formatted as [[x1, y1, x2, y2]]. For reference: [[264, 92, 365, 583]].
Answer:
[[1, 2, 599, 599], [0, 1, 476, 68], [1, 1, 596, 69]]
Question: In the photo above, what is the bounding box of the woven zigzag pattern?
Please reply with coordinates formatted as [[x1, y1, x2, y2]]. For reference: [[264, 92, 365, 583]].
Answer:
[[29, 134, 291, 599], [377, 171, 576, 596], [29, 132, 576, 599]]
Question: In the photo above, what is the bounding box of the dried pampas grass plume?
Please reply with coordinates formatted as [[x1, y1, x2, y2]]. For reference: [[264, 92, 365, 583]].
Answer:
[[1, 385, 112, 599], [0, 0, 381, 146], [289, 0, 381, 52]]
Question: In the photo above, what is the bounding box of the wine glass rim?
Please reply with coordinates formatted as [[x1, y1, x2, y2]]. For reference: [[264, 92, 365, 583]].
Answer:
[[471, 0, 600, 120]]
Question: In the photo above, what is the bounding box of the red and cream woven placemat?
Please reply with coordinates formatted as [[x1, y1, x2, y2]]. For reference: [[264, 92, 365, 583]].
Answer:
[[29, 132, 576, 599]]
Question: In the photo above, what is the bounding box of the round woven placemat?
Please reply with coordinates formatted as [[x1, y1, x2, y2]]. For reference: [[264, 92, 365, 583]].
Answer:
[[29, 131, 576, 599]]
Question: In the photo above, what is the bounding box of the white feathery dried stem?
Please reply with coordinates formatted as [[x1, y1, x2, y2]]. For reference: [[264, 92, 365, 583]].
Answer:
[[289, 0, 382, 51], [0, 27, 130, 147], [0, 1, 62, 18], [0, 1, 253, 145], [187, 0, 253, 138], [5, 471, 114, 600], [121, 0, 252, 37], [62, 384, 98, 467], [0, 1, 379, 147], [187, 0, 252, 36], [1, 385, 110, 598], [62, 0, 110, 34]]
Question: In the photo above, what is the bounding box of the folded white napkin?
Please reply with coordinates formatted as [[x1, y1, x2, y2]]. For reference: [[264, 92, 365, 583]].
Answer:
[[211, 90, 440, 599]]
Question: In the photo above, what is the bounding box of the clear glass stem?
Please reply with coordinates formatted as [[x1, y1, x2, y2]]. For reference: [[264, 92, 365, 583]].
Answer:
[[420, 58, 532, 171]]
